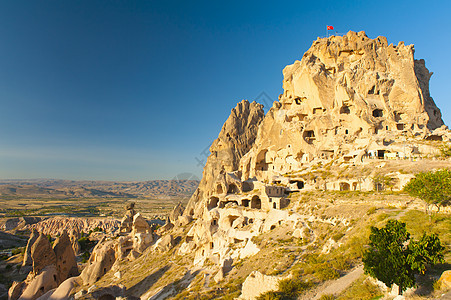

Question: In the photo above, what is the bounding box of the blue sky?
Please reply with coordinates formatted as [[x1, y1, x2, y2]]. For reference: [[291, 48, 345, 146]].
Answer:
[[1, 0, 450, 180]]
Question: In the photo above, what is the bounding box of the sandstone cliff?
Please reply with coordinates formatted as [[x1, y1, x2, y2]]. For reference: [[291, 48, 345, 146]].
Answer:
[[174, 31, 450, 281], [184, 100, 265, 218], [239, 31, 445, 184]]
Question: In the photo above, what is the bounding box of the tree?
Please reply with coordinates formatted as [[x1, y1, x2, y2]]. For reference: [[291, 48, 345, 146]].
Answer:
[[404, 169, 451, 212], [372, 174, 393, 191], [363, 220, 444, 295]]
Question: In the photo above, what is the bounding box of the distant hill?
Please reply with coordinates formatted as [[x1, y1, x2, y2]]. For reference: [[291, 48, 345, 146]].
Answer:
[[0, 179, 199, 199]]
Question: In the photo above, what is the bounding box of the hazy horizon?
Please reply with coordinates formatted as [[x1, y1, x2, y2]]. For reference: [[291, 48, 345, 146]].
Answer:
[[1, 0, 450, 181]]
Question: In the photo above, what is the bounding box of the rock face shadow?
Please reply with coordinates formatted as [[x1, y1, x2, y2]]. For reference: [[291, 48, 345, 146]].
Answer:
[[126, 265, 171, 297], [147, 269, 201, 299]]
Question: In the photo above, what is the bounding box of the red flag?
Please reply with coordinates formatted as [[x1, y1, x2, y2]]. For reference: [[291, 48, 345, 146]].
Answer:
[[327, 25, 334, 30]]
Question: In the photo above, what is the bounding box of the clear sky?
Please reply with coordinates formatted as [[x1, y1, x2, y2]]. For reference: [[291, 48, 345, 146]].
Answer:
[[1, 0, 450, 181]]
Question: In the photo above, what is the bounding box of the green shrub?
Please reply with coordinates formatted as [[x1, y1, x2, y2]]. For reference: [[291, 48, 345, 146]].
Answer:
[[81, 251, 90, 263], [336, 276, 383, 300], [332, 233, 345, 242], [366, 207, 377, 215], [11, 247, 23, 255], [319, 295, 335, 300], [316, 264, 340, 281], [256, 278, 312, 300], [256, 291, 284, 300]]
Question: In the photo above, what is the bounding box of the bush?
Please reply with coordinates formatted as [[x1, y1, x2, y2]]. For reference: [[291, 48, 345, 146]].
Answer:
[[366, 207, 377, 215], [256, 291, 284, 300], [81, 251, 90, 263], [319, 295, 335, 300], [336, 276, 383, 300], [256, 278, 312, 300], [11, 247, 23, 255], [316, 264, 340, 281]]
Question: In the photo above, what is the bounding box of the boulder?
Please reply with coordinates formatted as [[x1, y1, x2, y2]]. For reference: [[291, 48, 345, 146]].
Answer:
[[437, 270, 451, 290], [154, 235, 175, 252], [292, 227, 305, 239], [169, 202, 185, 224], [239, 271, 283, 300], [156, 217, 173, 234], [127, 249, 141, 261], [177, 215, 192, 227]]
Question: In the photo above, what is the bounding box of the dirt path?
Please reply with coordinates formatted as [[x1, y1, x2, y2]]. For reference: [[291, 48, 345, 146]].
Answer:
[[304, 265, 364, 300]]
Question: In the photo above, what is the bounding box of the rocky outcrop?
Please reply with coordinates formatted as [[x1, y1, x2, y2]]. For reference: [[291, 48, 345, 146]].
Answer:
[[80, 239, 117, 285], [69, 229, 81, 255], [8, 281, 25, 300], [31, 233, 57, 275], [53, 232, 79, 280], [18, 265, 59, 300], [23, 229, 39, 266], [184, 100, 265, 219], [27, 217, 119, 237], [35, 277, 81, 300], [80, 206, 158, 285], [0, 216, 42, 232], [119, 203, 136, 233], [238, 31, 446, 184], [239, 271, 286, 300], [173, 32, 450, 289], [131, 213, 153, 253], [169, 202, 184, 224], [437, 270, 451, 290], [9, 230, 80, 300], [154, 234, 175, 252]]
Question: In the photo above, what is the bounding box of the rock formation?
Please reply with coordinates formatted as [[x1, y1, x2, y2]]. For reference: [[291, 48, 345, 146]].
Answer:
[[23, 229, 39, 266], [119, 202, 136, 233], [169, 202, 184, 224], [239, 31, 446, 185], [31, 233, 57, 275], [80, 206, 156, 285], [53, 232, 79, 280], [177, 31, 451, 280], [80, 239, 117, 285], [131, 213, 153, 253], [27, 217, 119, 237], [239, 271, 286, 300], [9, 230, 80, 300], [184, 100, 265, 219]]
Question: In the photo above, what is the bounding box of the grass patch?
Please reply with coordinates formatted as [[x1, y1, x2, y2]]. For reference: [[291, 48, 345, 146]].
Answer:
[[336, 276, 383, 300]]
